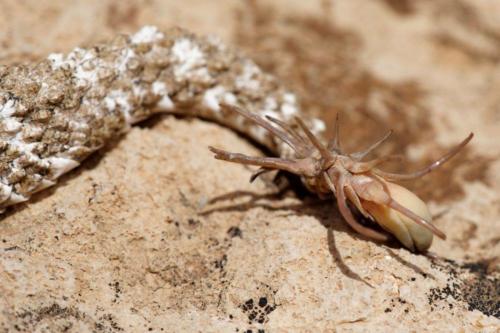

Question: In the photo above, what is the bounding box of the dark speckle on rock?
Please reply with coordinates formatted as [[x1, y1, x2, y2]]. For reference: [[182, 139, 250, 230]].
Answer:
[[427, 259, 500, 318], [227, 226, 243, 238], [239, 293, 277, 325]]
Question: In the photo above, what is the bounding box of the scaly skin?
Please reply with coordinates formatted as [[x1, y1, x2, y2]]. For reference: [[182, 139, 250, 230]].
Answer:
[[0, 26, 323, 211]]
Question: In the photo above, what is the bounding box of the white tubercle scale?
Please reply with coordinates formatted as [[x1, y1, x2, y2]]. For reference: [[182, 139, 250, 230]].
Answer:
[[48, 48, 105, 87], [235, 60, 262, 92], [0, 99, 17, 118], [311, 118, 326, 134], [131, 25, 165, 44], [116, 48, 137, 74], [104, 89, 137, 125], [0, 183, 13, 202], [152, 81, 174, 111], [1, 118, 22, 133], [281, 93, 299, 119], [47, 157, 80, 179], [6, 192, 28, 205], [203, 86, 237, 112], [171, 38, 210, 81]]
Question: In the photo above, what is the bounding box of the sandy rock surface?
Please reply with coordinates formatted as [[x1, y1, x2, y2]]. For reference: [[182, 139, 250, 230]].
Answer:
[[0, 1, 499, 332]]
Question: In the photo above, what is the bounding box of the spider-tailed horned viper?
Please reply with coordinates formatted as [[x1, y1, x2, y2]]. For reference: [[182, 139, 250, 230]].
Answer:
[[0, 26, 472, 252]]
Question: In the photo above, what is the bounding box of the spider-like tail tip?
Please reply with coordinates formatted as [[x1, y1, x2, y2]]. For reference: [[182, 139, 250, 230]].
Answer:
[[208, 146, 225, 159]]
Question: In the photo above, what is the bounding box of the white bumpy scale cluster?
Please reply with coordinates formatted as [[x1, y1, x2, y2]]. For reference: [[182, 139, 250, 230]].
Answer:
[[0, 26, 324, 212]]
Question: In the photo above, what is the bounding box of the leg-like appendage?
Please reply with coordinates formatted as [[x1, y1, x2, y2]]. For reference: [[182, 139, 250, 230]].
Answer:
[[344, 183, 371, 218], [373, 133, 473, 181], [221, 104, 308, 156], [209, 146, 317, 176], [369, 174, 447, 239], [295, 117, 336, 168], [348, 155, 404, 173], [387, 199, 446, 240], [325, 174, 388, 241], [350, 130, 393, 161], [327, 113, 342, 153], [265, 115, 309, 152]]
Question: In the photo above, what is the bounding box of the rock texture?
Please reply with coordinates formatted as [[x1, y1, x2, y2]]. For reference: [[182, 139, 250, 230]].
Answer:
[[0, 0, 499, 332]]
